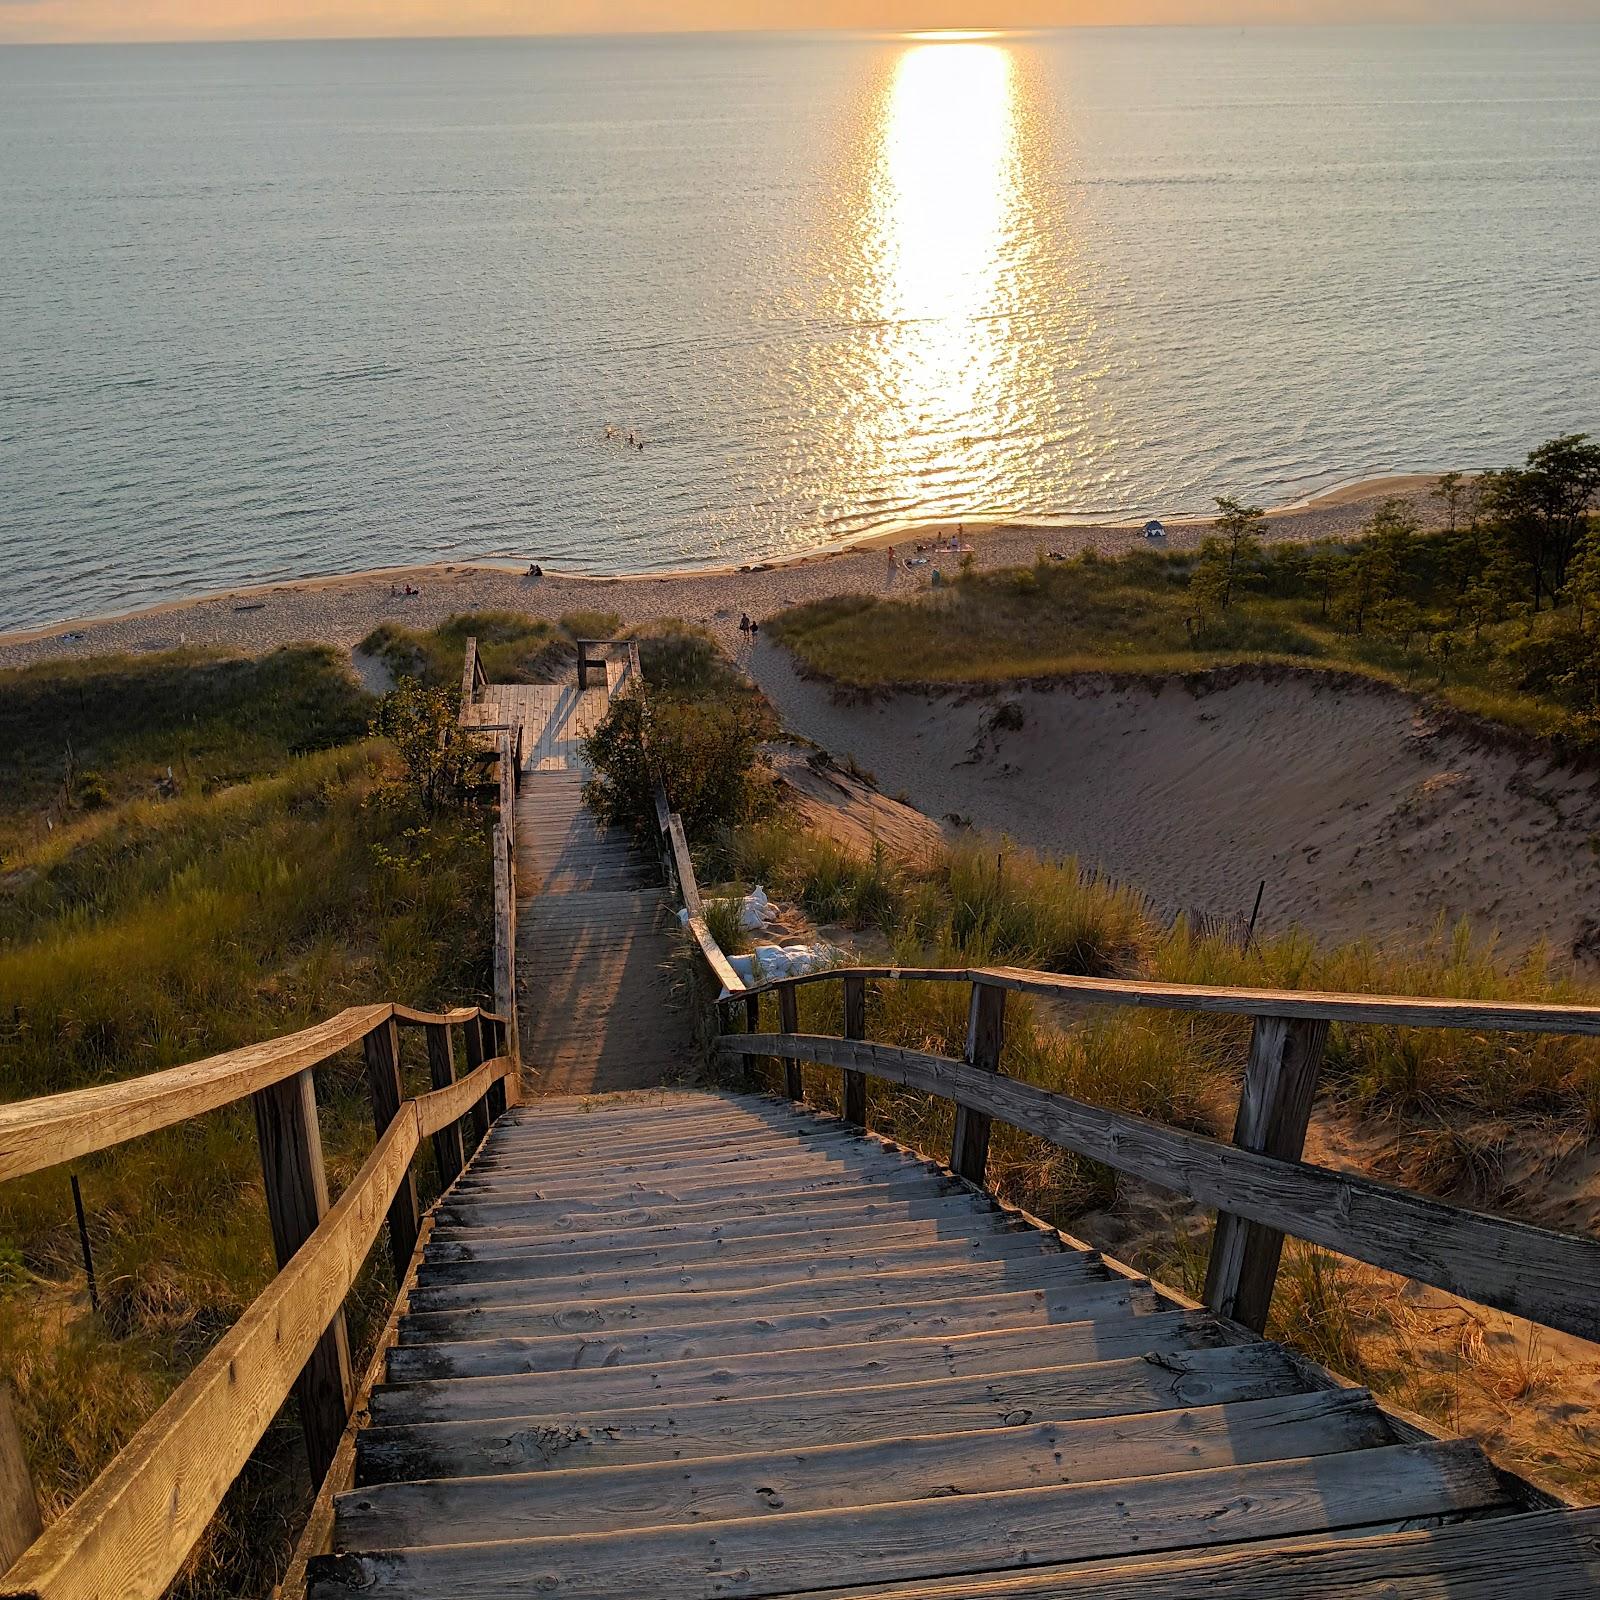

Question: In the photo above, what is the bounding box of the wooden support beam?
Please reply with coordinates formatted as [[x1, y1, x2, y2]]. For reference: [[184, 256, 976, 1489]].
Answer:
[[250, 1068, 354, 1483], [1204, 1015, 1330, 1331], [0, 1382, 41, 1575], [841, 975, 867, 1128], [485, 1017, 511, 1118], [361, 1018, 421, 1282], [778, 984, 802, 1101], [461, 1017, 492, 1150], [950, 981, 1006, 1183], [424, 1024, 466, 1191]]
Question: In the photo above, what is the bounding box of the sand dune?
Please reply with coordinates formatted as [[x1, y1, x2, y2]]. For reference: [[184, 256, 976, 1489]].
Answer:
[[753, 647, 1600, 963]]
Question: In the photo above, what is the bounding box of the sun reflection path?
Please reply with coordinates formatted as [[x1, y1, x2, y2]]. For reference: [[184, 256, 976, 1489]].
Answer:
[[853, 40, 1035, 511]]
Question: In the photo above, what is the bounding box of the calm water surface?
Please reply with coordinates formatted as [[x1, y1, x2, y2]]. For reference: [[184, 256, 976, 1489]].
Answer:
[[2, 27, 1598, 630]]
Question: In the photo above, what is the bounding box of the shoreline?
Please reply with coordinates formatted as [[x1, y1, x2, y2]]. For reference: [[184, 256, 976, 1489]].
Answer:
[[0, 473, 1446, 666]]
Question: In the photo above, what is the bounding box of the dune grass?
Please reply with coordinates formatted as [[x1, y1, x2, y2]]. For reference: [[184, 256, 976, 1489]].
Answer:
[[0, 648, 490, 1597], [359, 609, 622, 689], [768, 542, 1580, 742]]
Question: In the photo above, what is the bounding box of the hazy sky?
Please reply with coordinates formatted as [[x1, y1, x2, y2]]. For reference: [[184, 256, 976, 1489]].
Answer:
[[3, 0, 1597, 44]]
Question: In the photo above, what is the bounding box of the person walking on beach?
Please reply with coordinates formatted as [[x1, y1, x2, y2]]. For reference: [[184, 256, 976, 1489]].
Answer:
[[886, 544, 898, 583], [739, 613, 752, 641]]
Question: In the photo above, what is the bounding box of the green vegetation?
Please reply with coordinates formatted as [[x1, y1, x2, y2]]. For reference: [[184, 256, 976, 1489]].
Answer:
[[359, 609, 621, 689], [0, 646, 490, 1597], [583, 623, 781, 842], [772, 436, 1600, 747]]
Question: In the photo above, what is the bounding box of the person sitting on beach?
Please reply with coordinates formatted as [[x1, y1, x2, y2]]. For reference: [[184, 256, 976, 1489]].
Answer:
[[528, 562, 543, 577]]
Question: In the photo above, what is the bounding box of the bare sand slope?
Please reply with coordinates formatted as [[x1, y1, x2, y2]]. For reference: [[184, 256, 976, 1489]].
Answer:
[[754, 646, 1600, 961]]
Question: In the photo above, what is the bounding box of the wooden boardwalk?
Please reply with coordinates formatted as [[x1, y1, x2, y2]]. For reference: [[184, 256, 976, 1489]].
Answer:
[[478, 673, 694, 1095], [306, 1090, 1598, 1600]]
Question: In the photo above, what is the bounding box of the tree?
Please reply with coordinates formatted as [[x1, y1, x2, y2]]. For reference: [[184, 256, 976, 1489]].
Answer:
[[1210, 497, 1266, 610], [1187, 538, 1231, 620], [370, 677, 478, 811], [1481, 437, 1600, 612], [1330, 500, 1417, 636]]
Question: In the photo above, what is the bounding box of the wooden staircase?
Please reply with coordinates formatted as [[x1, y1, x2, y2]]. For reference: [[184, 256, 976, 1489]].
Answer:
[[301, 1090, 1591, 1600]]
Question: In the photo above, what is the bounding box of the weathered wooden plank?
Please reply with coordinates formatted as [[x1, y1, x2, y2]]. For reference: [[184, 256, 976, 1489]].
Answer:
[[251, 1068, 354, 1483], [337, 1388, 1392, 1548], [422, 1212, 1023, 1274], [842, 974, 867, 1127], [425, 1189, 995, 1252], [666, 814, 702, 919], [0, 1113, 419, 1600], [0, 1005, 391, 1184], [460, 1017, 492, 1149], [422, 1023, 467, 1189], [723, 1033, 1600, 1343], [1204, 1015, 1328, 1331], [404, 1231, 1068, 1310], [352, 1342, 1310, 1484], [432, 1173, 974, 1230], [362, 1018, 422, 1281], [802, 1505, 1600, 1599], [951, 980, 1005, 1183], [391, 1004, 481, 1027], [415, 1058, 512, 1140], [320, 1441, 1504, 1600], [735, 964, 1600, 1036], [0, 1382, 41, 1575], [388, 1278, 1159, 1371], [394, 1254, 1110, 1343], [368, 1310, 1227, 1424]]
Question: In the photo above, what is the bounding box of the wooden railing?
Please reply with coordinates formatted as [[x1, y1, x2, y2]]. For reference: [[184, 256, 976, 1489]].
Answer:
[[719, 965, 1600, 1344], [0, 1002, 516, 1600]]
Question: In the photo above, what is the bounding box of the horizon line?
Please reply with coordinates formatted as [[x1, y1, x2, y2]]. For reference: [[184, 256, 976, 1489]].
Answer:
[[3, 17, 1593, 49]]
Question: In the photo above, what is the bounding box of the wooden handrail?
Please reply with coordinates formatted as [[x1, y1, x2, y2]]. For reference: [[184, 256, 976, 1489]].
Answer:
[[0, 1003, 509, 1185], [732, 963, 1600, 1037], [0, 1016, 516, 1600], [721, 1028, 1600, 1345]]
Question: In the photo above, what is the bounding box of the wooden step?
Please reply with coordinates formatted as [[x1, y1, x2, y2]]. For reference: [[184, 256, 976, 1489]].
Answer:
[[403, 1237, 1094, 1313], [789, 1504, 1600, 1599], [353, 1344, 1312, 1482], [313, 1442, 1506, 1599], [370, 1309, 1231, 1423], [423, 1189, 999, 1251], [431, 1173, 976, 1229], [393, 1275, 1158, 1353], [335, 1387, 1394, 1547]]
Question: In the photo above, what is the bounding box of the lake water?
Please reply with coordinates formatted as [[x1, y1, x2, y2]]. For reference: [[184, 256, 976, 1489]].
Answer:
[[2, 26, 1598, 632]]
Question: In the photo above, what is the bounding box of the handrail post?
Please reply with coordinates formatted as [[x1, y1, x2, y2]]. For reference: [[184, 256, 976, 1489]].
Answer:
[[462, 1015, 493, 1149], [0, 1380, 42, 1573], [842, 975, 868, 1127], [425, 1022, 467, 1189], [361, 1017, 421, 1281], [778, 982, 802, 1101], [951, 979, 1006, 1184], [1203, 1014, 1330, 1331], [250, 1067, 353, 1481], [486, 1015, 512, 1117]]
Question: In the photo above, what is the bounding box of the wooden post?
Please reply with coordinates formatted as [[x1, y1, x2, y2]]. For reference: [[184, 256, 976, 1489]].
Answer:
[[425, 1022, 467, 1190], [250, 1068, 353, 1483], [778, 983, 802, 1101], [0, 1381, 42, 1573], [485, 1015, 510, 1119], [1203, 1014, 1330, 1331], [951, 980, 1006, 1184], [841, 975, 868, 1128], [744, 992, 760, 1033], [462, 1015, 492, 1150], [362, 1018, 421, 1282]]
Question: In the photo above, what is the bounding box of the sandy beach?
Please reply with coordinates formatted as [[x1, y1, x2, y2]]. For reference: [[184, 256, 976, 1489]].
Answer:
[[0, 476, 1446, 669]]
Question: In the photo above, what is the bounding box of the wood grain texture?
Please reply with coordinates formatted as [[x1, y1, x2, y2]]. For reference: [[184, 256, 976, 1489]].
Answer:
[[0, 1004, 390, 1183], [723, 1033, 1600, 1342], [1204, 1015, 1328, 1331], [841, 975, 867, 1126], [740, 965, 1600, 1035], [0, 1383, 41, 1576], [415, 1058, 512, 1140], [251, 1069, 354, 1483], [363, 1019, 422, 1281], [315, 1442, 1504, 1600], [423, 1023, 466, 1190], [336, 1389, 1392, 1548], [951, 980, 1005, 1183], [386, 1280, 1160, 1374], [0, 1114, 419, 1600], [352, 1343, 1312, 1484], [800, 1505, 1600, 1599]]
